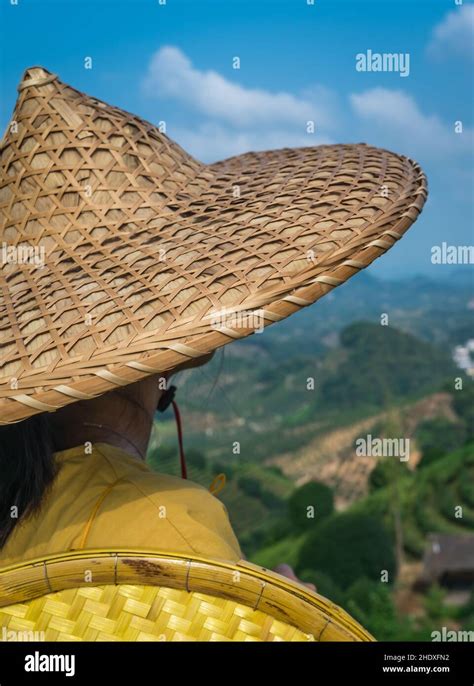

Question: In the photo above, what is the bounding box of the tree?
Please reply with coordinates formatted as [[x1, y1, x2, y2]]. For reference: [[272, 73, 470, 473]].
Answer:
[[344, 578, 403, 641], [369, 459, 409, 491], [288, 481, 334, 531], [424, 585, 447, 621], [452, 382, 474, 442], [297, 512, 396, 589], [415, 418, 466, 468], [237, 476, 262, 498], [260, 489, 283, 509], [299, 569, 344, 606]]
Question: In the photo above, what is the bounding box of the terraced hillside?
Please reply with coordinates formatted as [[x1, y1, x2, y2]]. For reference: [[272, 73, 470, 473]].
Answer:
[[252, 442, 474, 569], [353, 442, 474, 558], [268, 392, 457, 509]]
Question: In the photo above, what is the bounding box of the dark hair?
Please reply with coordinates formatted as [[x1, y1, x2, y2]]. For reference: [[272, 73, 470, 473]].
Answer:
[[0, 414, 57, 549]]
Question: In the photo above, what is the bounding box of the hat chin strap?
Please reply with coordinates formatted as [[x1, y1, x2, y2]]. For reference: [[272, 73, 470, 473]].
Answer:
[[172, 400, 187, 480], [157, 386, 187, 480]]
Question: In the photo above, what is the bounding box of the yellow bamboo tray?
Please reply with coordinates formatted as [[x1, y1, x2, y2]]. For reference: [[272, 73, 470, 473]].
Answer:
[[0, 549, 374, 642]]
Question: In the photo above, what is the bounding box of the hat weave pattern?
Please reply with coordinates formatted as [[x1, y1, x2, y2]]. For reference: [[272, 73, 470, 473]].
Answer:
[[0, 67, 428, 424]]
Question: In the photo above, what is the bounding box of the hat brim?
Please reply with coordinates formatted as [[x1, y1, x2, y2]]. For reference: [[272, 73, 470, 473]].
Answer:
[[0, 71, 427, 424]]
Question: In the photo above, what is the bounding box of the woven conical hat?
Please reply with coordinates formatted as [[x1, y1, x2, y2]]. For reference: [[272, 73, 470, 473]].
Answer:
[[0, 67, 427, 425]]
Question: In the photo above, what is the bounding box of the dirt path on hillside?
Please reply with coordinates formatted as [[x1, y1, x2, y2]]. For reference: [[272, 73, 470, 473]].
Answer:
[[267, 392, 456, 509]]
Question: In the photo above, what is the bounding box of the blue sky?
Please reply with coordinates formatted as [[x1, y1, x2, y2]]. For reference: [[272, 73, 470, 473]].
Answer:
[[1, 0, 473, 277]]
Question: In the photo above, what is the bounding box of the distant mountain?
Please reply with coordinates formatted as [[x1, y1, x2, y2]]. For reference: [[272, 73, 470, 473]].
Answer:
[[233, 268, 473, 356], [435, 268, 474, 287], [321, 323, 457, 411], [158, 318, 459, 472]]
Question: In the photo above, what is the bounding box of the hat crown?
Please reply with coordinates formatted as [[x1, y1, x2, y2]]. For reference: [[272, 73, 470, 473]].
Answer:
[[18, 66, 55, 89], [1, 67, 204, 250]]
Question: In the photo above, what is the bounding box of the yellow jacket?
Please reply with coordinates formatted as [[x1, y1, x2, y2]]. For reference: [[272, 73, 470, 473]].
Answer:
[[0, 443, 242, 567]]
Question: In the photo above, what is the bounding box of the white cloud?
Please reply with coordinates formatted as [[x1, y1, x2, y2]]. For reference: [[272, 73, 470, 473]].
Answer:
[[142, 46, 335, 129], [169, 122, 333, 163], [141, 47, 471, 165], [428, 5, 474, 59], [350, 88, 472, 159]]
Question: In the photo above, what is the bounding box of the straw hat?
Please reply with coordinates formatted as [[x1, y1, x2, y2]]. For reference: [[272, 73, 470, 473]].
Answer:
[[0, 66, 428, 425]]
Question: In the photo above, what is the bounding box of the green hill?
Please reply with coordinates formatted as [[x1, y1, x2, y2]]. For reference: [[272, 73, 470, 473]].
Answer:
[[158, 321, 458, 466], [352, 442, 474, 557], [321, 322, 457, 412], [252, 442, 474, 568]]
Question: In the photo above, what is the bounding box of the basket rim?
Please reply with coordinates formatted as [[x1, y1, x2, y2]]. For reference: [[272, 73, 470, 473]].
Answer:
[[0, 548, 374, 641]]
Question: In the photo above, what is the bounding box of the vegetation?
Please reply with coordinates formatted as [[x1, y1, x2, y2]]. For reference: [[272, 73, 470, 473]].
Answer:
[[321, 323, 456, 411], [452, 380, 474, 442], [147, 280, 474, 641], [353, 443, 474, 557], [288, 481, 334, 531], [297, 512, 396, 589], [415, 418, 466, 468], [369, 458, 409, 492]]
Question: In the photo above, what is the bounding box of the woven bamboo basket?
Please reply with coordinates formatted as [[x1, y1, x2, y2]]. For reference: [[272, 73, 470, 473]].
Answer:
[[0, 549, 374, 642]]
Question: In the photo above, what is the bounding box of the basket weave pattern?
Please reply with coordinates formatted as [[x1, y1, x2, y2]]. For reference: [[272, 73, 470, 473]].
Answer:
[[0, 586, 319, 642], [0, 550, 374, 642]]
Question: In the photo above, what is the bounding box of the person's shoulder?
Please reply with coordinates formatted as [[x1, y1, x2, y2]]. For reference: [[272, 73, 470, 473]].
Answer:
[[131, 464, 223, 505], [126, 461, 233, 528], [94, 446, 242, 559], [92, 442, 218, 499], [92, 443, 237, 534]]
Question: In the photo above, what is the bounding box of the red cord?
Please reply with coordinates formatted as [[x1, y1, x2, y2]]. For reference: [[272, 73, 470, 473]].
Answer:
[[171, 400, 187, 479]]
